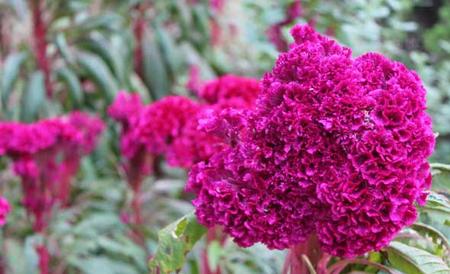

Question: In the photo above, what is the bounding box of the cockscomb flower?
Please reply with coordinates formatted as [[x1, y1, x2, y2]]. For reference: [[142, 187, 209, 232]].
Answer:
[[134, 96, 222, 168], [136, 96, 201, 156], [0, 113, 104, 231], [199, 75, 260, 109], [187, 25, 435, 257], [0, 197, 10, 226]]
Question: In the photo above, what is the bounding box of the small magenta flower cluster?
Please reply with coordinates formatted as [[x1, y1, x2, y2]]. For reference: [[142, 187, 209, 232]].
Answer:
[[0, 112, 104, 231]]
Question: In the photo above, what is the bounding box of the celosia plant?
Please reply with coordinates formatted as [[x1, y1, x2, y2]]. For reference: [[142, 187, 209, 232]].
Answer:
[[0, 112, 104, 274], [0, 197, 10, 227], [187, 24, 435, 262]]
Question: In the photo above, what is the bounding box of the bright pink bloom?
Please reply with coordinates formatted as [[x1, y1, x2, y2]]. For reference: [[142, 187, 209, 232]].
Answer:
[[199, 75, 260, 109], [0, 197, 10, 226], [135, 96, 222, 168], [0, 113, 104, 231], [187, 25, 435, 257]]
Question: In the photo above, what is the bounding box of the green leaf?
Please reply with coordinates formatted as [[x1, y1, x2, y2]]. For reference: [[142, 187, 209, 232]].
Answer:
[[54, 33, 74, 64], [5, 239, 26, 274], [56, 67, 83, 107], [148, 212, 207, 274], [77, 13, 124, 33], [76, 52, 119, 102], [77, 35, 128, 86], [154, 24, 182, 79], [207, 240, 223, 272], [73, 213, 123, 237], [1, 52, 27, 107], [386, 241, 450, 274], [192, 5, 210, 43], [174, 1, 192, 38], [422, 192, 450, 217], [20, 71, 46, 122], [96, 236, 147, 271], [70, 256, 139, 274], [431, 163, 450, 193], [142, 31, 170, 100], [411, 223, 450, 251]]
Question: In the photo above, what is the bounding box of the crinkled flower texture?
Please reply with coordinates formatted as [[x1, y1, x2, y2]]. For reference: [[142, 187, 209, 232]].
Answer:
[[0, 196, 11, 226], [199, 75, 260, 109], [110, 75, 259, 170], [187, 25, 435, 257], [0, 112, 104, 231], [135, 96, 225, 168]]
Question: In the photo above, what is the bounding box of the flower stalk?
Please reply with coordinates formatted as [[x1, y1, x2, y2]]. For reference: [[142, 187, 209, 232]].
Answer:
[[30, 0, 52, 97]]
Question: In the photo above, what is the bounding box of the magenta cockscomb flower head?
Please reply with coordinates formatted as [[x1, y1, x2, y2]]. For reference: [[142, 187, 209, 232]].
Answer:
[[136, 96, 201, 156], [0, 196, 11, 226], [199, 75, 260, 109], [0, 113, 104, 231], [135, 96, 223, 168], [187, 25, 435, 257]]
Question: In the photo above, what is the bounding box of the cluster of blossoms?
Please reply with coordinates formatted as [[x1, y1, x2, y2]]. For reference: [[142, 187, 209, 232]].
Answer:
[[0, 196, 10, 226], [187, 25, 435, 257], [109, 75, 260, 172], [0, 112, 104, 232]]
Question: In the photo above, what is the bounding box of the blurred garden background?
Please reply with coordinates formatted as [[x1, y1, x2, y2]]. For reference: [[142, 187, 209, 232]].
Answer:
[[0, 0, 449, 273]]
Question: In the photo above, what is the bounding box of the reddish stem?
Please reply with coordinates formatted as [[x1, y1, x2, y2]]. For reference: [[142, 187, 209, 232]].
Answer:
[[131, 186, 143, 225], [128, 178, 147, 251], [36, 244, 50, 274], [133, 4, 146, 80], [283, 234, 324, 274], [267, 0, 302, 52], [0, 255, 6, 274], [31, 0, 52, 97]]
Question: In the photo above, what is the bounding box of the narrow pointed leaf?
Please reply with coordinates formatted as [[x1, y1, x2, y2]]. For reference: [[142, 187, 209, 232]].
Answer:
[[411, 223, 449, 250], [20, 71, 46, 122], [142, 31, 170, 99], [1, 52, 27, 107], [77, 52, 119, 102], [56, 67, 83, 107], [431, 163, 450, 193], [386, 241, 450, 274]]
